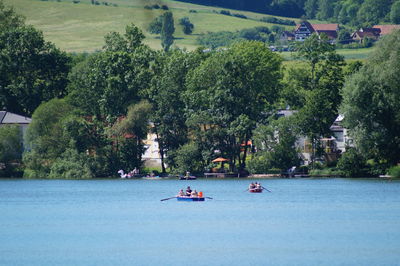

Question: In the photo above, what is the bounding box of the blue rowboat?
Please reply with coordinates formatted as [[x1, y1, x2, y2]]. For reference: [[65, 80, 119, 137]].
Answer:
[[177, 197, 205, 201]]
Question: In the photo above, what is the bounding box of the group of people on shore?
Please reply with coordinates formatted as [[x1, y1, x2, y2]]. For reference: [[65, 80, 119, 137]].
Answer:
[[177, 186, 203, 198], [249, 182, 262, 190]]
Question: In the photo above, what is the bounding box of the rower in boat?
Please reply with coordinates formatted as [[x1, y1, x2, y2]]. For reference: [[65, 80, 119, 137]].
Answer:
[[249, 182, 256, 190], [191, 190, 198, 198], [186, 186, 192, 196], [177, 189, 185, 197]]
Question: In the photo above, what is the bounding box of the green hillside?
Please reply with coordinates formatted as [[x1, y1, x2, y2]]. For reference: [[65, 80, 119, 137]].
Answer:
[[3, 0, 302, 52]]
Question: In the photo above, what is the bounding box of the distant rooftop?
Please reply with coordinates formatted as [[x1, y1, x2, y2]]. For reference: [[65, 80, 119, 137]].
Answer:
[[0, 111, 32, 124]]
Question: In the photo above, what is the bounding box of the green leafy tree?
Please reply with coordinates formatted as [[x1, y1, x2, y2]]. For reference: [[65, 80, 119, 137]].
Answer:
[[161, 11, 175, 52], [296, 34, 335, 89], [23, 99, 74, 178], [147, 15, 163, 34], [357, 0, 391, 26], [103, 24, 145, 52], [171, 142, 204, 174], [146, 50, 207, 173], [293, 34, 345, 167], [390, 1, 400, 24], [341, 30, 400, 165], [179, 17, 194, 35], [68, 47, 155, 120], [49, 148, 93, 179], [185, 41, 283, 170], [111, 101, 153, 171], [251, 116, 300, 172], [304, 0, 318, 18], [316, 0, 335, 21], [0, 125, 23, 175], [0, 0, 25, 31], [0, 25, 71, 115], [337, 147, 367, 177]]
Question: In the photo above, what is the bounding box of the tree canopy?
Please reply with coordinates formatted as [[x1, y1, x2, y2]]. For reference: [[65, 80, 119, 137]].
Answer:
[[341, 30, 400, 165]]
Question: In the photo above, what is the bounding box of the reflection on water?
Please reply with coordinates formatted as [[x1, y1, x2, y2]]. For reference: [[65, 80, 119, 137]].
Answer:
[[0, 178, 400, 265]]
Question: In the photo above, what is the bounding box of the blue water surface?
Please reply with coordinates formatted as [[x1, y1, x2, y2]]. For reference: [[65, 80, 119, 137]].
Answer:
[[0, 178, 400, 266]]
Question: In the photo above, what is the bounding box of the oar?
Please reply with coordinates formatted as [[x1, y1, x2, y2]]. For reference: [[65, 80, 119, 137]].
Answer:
[[160, 196, 177, 201], [262, 186, 271, 192], [244, 188, 249, 192], [205, 197, 213, 199]]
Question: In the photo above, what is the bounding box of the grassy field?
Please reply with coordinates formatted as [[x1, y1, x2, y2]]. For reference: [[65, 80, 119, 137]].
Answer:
[[3, 0, 375, 59], [279, 47, 374, 62], [4, 0, 300, 52]]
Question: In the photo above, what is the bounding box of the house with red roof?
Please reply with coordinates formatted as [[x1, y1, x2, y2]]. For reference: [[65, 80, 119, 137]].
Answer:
[[351, 28, 381, 42], [373, 25, 400, 36], [351, 25, 400, 43], [294, 21, 339, 42]]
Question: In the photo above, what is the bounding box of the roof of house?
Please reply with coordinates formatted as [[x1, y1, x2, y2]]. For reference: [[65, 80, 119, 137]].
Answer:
[[373, 25, 400, 35], [318, 30, 338, 39], [352, 28, 380, 39], [0, 111, 32, 124], [295, 21, 315, 32], [312, 24, 339, 31]]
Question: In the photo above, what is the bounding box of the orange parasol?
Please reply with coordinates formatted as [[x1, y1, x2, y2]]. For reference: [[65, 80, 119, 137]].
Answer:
[[212, 157, 230, 163]]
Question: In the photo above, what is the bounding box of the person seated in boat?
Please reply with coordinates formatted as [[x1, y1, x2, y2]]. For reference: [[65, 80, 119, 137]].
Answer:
[[249, 183, 256, 190], [186, 186, 192, 196], [177, 189, 185, 197], [190, 190, 198, 198], [255, 182, 261, 190]]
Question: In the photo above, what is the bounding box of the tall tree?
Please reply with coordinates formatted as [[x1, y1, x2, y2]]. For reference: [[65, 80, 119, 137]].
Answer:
[[185, 41, 283, 171], [294, 34, 345, 167], [23, 99, 74, 178], [304, 0, 319, 18], [390, 1, 400, 24], [161, 11, 175, 52], [341, 30, 400, 165], [146, 50, 207, 173], [0, 0, 24, 31], [316, 0, 336, 20], [0, 24, 70, 116], [357, 0, 392, 26]]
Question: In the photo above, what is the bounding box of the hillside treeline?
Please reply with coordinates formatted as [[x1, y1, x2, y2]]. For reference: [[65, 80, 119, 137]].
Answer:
[[176, 0, 400, 26], [1, 1, 400, 178]]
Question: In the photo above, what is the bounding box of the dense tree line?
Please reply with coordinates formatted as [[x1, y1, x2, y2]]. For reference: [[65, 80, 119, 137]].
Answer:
[[1, 0, 400, 178], [176, 0, 400, 26]]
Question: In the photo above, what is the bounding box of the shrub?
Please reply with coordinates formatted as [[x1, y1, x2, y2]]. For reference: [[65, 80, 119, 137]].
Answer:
[[337, 148, 368, 177], [247, 154, 270, 174], [220, 10, 231, 16], [189, 10, 197, 13], [161, 5, 169, 10], [309, 167, 343, 177], [388, 166, 400, 178], [172, 143, 204, 175], [260, 16, 296, 26], [179, 17, 194, 35], [147, 15, 163, 34], [233, 13, 247, 19], [49, 149, 93, 179]]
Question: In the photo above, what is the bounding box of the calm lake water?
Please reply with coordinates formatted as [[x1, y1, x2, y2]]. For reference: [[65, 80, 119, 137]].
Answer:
[[1, 178, 400, 266]]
